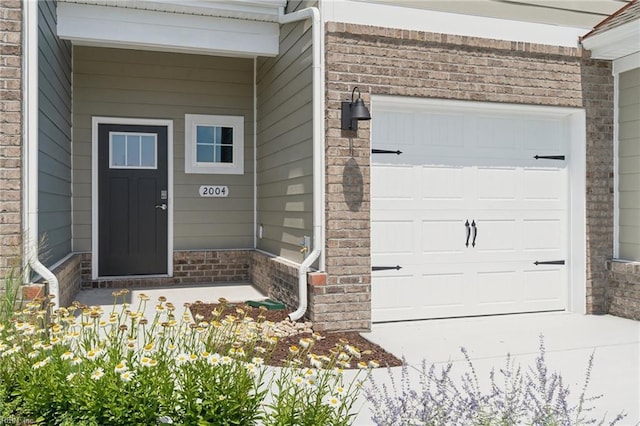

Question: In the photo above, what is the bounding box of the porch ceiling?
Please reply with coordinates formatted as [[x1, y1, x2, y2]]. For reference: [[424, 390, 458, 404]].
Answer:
[[57, 1, 282, 57]]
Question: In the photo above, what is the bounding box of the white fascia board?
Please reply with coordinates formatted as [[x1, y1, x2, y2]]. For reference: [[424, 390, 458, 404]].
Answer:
[[57, 2, 279, 57], [321, 0, 588, 48], [581, 20, 640, 61], [613, 52, 640, 75], [113, 0, 286, 22]]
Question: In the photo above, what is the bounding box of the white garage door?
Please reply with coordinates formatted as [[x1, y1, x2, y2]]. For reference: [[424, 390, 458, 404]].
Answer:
[[371, 98, 570, 322]]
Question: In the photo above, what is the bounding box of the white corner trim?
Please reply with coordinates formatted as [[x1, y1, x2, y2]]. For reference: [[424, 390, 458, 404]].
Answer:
[[581, 20, 640, 60], [57, 2, 279, 57], [91, 117, 174, 280], [321, 0, 587, 47]]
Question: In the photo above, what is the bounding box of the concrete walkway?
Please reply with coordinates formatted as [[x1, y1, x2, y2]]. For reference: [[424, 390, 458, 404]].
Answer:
[[73, 282, 267, 319], [356, 312, 640, 425]]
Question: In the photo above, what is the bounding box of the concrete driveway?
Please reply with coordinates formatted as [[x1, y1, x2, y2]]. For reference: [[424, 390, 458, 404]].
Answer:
[[355, 312, 640, 425]]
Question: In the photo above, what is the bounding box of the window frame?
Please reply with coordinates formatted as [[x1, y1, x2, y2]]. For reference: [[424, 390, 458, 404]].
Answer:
[[109, 131, 158, 170], [184, 114, 244, 175]]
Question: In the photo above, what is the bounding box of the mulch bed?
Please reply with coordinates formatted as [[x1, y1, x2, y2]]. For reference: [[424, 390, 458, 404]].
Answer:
[[189, 302, 403, 369]]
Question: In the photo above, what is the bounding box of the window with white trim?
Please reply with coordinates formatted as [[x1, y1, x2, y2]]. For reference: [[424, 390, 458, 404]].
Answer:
[[185, 114, 244, 174]]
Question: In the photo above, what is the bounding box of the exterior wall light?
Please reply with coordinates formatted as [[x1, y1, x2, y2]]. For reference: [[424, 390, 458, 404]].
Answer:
[[341, 86, 371, 130]]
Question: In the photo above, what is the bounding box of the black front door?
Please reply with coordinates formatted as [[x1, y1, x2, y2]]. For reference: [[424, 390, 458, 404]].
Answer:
[[98, 124, 168, 276]]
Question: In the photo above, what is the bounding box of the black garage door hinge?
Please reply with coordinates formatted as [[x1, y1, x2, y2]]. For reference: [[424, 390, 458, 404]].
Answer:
[[372, 265, 403, 271], [534, 155, 565, 160], [372, 149, 403, 155], [533, 260, 565, 266]]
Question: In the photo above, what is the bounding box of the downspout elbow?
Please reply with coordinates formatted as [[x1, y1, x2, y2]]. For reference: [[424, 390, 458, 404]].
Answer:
[[288, 246, 321, 322]]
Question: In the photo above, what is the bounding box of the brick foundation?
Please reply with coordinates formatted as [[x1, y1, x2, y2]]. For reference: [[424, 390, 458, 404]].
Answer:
[[319, 22, 614, 331], [606, 261, 640, 320]]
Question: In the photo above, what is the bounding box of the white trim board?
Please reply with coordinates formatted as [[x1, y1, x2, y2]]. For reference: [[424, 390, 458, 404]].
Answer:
[[321, 0, 588, 48], [91, 117, 174, 280], [57, 2, 279, 57], [370, 96, 587, 315]]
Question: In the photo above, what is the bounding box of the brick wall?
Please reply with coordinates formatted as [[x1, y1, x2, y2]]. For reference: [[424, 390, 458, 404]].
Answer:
[[250, 251, 300, 311], [0, 0, 23, 285], [318, 23, 614, 331], [80, 250, 252, 289], [607, 261, 640, 320]]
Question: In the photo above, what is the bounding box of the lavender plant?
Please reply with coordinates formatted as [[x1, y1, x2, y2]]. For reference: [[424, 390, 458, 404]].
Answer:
[[365, 337, 628, 426]]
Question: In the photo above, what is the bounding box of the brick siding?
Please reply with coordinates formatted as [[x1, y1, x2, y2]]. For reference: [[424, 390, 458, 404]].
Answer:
[[250, 251, 300, 311], [0, 0, 23, 285], [607, 261, 640, 320], [317, 23, 614, 331]]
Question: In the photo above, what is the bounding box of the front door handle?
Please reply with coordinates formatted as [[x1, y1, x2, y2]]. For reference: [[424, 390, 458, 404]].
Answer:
[[155, 204, 167, 211], [465, 220, 470, 247], [471, 220, 477, 247]]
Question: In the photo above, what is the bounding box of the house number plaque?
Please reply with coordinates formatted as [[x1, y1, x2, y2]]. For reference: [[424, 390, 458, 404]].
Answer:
[[199, 185, 229, 197]]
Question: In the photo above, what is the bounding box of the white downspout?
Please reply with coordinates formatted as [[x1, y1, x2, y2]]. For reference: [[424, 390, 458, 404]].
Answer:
[[279, 6, 324, 322], [23, 0, 60, 304]]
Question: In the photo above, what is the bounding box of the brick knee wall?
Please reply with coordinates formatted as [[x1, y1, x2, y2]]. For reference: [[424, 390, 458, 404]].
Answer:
[[250, 251, 300, 312], [606, 261, 640, 320], [78, 250, 252, 289], [320, 23, 614, 330], [0, 0, 23, 283], [50, 255, 83, 308]]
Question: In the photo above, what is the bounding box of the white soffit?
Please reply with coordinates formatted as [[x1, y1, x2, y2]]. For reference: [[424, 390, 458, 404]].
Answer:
[[57, 2, 280, 57], [321, 0, 590, 47], [581, 20, 640, 60]]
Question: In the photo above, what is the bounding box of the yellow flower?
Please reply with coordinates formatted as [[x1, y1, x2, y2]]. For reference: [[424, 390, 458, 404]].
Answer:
[[299, 337, 313, 349], [175, 353, 189, 365], [251, 357, 264, 366], [357, 361, 368, 369], [138, 293, 150, 301], [289, 345, 300, 355], [368, 360, 381, 369], [60, 351, 73, 361]]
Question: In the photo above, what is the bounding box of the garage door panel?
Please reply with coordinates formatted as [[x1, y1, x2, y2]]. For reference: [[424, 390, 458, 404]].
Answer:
[[372, 100, 569, 322], [523, 269, 565, 306], [371, 220, 414, 255], [476, 168, 517, 200], [372, 165, 414, 199], [523, 168, 566, 201], [523, 219, 563, 251], [422, 166, 465, 200], [477, 270, 519, 304], [471, 219, 517, 252], [422, 220, 467, 254]]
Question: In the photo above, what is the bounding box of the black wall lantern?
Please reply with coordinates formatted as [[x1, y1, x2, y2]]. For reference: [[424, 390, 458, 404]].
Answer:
[[341, 87, 371, 131]]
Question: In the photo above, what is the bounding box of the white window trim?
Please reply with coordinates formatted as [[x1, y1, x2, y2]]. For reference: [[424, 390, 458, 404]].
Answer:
[[185, 114, 244, 175]]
